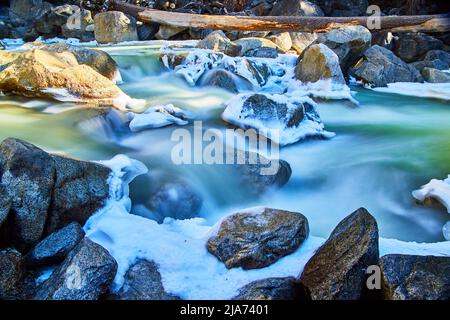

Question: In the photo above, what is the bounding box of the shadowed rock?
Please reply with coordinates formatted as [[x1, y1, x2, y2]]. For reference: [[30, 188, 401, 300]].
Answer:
[[232, 277, 304, 300], [0, 248, 23, 299]]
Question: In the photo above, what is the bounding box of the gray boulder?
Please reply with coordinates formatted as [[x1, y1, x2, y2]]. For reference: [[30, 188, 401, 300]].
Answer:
[[197, 30, 241, 57], [35, 4, 80, 37], [314, 0, 368, 16], [0, 184, 10, 230], [61, 9, 95, 42], [94, 11, 138, 44], [34, 238, 117, 300], [117, 260, 180, 300], [410, 60, 448, 73], [199, 69, 239, 93], [0, 248, 23, 299], [25, 222, 85, 268], [267, 32, 293, 53], [234, 37, 280, 57], [299, 208, 379, 300], [424, 50, 450, 65], [295, 43, 345, 84], [9, 0, 52, 25], [351, 45, 423, 87], [290, 32, 318, 54], [422, 67, 450, 83], [394, 33, 443, 63], [314, 26, 372, 73], [232, 277, 302, 300], [380, 254, 450, 300], [207, 207, 309, 269]]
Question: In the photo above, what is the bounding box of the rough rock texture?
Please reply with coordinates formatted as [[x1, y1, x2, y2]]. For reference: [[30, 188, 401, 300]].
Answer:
[[423, 50, 450, 66], [155, 25, 186, 40], [0, 138, 56, 251], [394, 33, 443, 63], [315, 0, 368, 16], [25, 222, 85, 268], [46, 154, 110, 234], [0, 248, 24, 299], [299, 208, 379, 300], [0, 184, 10, 230], [34, 238, 117, 300], [351, 45, 423, 87], [61, 9, 95, 42], [234, 37, 280, 57], [380, 254, 450, 300], [117, 260, 180, 300], [290, 32, 318, 54], [199, 69, 240, 93], [422, 67, 450, 83], [267, 32, 293, 53], [9, 0, 52, 24], [232, 277, 303, 300], [270, 0, 324, 16], [94, 11, 138, 44], [295, 43, 345, 84], [207, 208, 309, 269], [315, 26, 372, 72], [197, 30, 241, 57], [35, 4, 79, 37]]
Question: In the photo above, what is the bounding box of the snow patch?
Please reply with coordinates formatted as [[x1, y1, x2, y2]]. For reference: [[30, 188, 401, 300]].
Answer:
[[127, 104, 190, 132], [372, 82, 450, 101]]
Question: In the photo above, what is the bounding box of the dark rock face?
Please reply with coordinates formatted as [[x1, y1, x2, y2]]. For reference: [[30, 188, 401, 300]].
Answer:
[[199, 69, 239, 93], [299, 208, 379, 300], [35, 4, 80, 38], [9, 0, 52, 25], [380, 254, 450, 300], [422, 67, 450, 83], [0, 184, 10, 231], [351, 45, 423, 87], [207, 208, 309, 269], [34, 238, 117, 300], [25, 222, 85, 268], [394, 33, 443, 63], [424, 50, 450, 66], [46, 154, 110, 234], [117, 260, 180, 300], [313, 0, 368, 16], [232, 277, 303, 300], [0, 248, 24, 299], [270, 0, 323, 16], [0, 138, 56, 251]]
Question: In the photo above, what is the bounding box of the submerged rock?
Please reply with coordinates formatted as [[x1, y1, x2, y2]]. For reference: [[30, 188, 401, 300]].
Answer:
[[394, 33, 443, 63], [25, 222, 85, 268], [422, 67, 450, 83], [351, 45, 423, 87], [232, 277, 303, 300], [34, 238, 117, 300], [295, 43, 345, 84], [380, 254, 450, 300], [118, 259, 180, 300], [207, 207, 309, 269], [197, 30, 241, 57], [222, 93, 332, 146], [0, 248, 23, 299], [299, 208, 379, 300], [94, 11, 138, 44]]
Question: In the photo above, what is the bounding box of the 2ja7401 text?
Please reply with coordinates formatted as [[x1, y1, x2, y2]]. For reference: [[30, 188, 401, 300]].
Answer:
[[180, 304, 270, 317]]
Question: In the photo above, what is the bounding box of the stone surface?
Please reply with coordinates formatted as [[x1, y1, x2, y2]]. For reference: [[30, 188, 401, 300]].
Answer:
[[295, 43, 345, 84], [25, 222, 85, 268], [314, 0, 368, 16], [0, 248, 23, 299], [94, 11, 138, 44], [267, 32, 293, 53], [232, 277, 302, 300], [155, 25, 186, 40], [289, 32, 318, 54], [394, 33, 443, 63], [207, 207, 309, 269], [422, 67, 450, 83], [197, 30, 241, 57], [351, 45, 423, 87], [380, 254, 450, 300], [199, 69, 240, 93], [270, 0, 323, 16], [35, 4, 80, 37], [34, 238, 117, 300], [0, 184, 10, 231], [61, 9, 95, 42], [234, 37, 280, 57], [117, 259, 180, 300], [299, 208, 379, 300]]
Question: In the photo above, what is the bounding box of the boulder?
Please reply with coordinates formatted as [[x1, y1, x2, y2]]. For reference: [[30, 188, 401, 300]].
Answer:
[[422, 67, 450, 83], [117, 260, 180, 300], [9, 0, 52, 24], [314, 26, 372, 73], [380, 254, 450, 300], [222, 93, 331, 146], [0, 20, 12, 39], [0, 248, 23, 299], [289, 32, 318, 54], [25, 222, 85, 268], [371, 32, 395, 51], [410, 59, 448, 73], [35, 4, 80, 37], [351, 45, 423, 87], [225, 30, 270, 41], [207, 207, 309, 269], [234, 37, 280, 57], [199, 69, 240, 93], [394, 33, 443, 63], [295, 43, 345, 84], [94, 11, 138, 44], [128, 104, 190, 132], [232, 277, 303, 300], [197, 30, 241, 57], [61, 9, 95, 42], [270, 0, 324, 16], [155, 25, 186, 40], [314, 0, 368, 16], [423, 50, 450, 65], [0, 184, 10, 231], [34, 238, 117, 300], [137, 23, 159, 41], [0, 138, 56, 251], [267, 32, 293, 53], [299, 208, 379, 300]]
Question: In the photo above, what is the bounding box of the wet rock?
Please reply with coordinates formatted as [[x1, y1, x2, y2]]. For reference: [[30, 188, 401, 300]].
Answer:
[[232, 277, 302, 300], [267, 32, 293, 53], [197, 30, 241, 57], [207, 207, 309, 269], [394, 33, 443, 63], [289, 32, 318, 54], [234, 37, 280, 57], [155, 25, 186, 40], [128, 104, 189, 132], [295, 43, 345, 84], [270, 0, 323, 16], [0, 184, 10, 231], [351, 45, 423, 87], [314, 0, 368, 16], [94, 11, 138, 44], [314, 26, 372, 73], [299, 208, 379, 300], [199, 69, 240, 93], [380, 254, 450, 300], [117, 260, 180, 300], [0, 138, 56, 252], [46, 154, 110, 234], [34, 238, 117, 300], [222, 93, 331, 146], [25, 222, 85, 268], [422, 67, 450, 83], [61, 9, 95, 42], [0, 248, 23, 299]]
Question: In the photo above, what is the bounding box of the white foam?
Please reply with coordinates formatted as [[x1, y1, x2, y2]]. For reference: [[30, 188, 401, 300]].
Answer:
[[372, 82, 450, 101]]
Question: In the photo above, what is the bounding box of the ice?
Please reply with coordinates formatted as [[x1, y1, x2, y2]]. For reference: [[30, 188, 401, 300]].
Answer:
[[127, 104, 190, 132], [372, 82, 450, 101]]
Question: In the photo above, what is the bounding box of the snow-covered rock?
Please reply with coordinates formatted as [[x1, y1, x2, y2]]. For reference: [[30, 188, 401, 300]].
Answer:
[[128, 104, 190, 132]]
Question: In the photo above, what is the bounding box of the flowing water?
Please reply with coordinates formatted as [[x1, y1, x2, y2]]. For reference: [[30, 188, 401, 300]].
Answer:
[[1, 43, 449, 243]]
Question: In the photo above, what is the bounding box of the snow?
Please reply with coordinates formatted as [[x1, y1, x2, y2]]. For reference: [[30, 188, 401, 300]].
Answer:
[[127, 104, 190, 132], [372, 82, 450, 101], [82, 155, 450, 300]]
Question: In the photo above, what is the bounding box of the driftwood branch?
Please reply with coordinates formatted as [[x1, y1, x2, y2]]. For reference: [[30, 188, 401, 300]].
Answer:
[[109, 0, 450, 33]]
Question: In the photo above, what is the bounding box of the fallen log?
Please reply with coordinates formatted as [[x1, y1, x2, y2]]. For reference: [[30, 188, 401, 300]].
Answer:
[[109, 0, 450, 33]]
